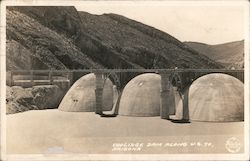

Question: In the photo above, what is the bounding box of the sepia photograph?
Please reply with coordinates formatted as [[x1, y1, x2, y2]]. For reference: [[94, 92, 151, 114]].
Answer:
[[0, 0, 249, 160]]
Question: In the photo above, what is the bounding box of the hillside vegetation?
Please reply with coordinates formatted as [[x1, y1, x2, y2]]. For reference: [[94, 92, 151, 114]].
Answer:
[[184, 41, 244, 69], [7, 6, 222, 70]]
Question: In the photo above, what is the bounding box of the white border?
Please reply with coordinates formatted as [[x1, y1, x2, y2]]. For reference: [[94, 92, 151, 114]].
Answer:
[[0, 1, 7, 161], [0, 0, 249, 160], [243, 2, 250, 161]]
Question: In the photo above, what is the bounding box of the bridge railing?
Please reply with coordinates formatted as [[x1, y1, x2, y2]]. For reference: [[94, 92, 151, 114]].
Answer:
[[7, 70, 73, 89], [6, 69, 244, 88], [6, 68, 244, 73]]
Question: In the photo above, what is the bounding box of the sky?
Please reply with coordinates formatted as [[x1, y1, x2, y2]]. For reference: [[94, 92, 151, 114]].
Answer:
[[75, 1, 246, 45]]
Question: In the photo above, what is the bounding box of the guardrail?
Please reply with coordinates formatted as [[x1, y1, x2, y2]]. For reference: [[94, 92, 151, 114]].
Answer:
[[7, 68, 244, 73], [7, 70, 73, 88], [7, 69, 244, 88]]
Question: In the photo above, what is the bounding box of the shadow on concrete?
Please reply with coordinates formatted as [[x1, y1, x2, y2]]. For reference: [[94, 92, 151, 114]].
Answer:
[[171, 119, 191, 124], [170, 85, 191, 124], [100, 113, 118, 118]]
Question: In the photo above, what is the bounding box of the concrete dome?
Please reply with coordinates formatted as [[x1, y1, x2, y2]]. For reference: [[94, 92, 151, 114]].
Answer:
[[118, 73, 161, 116], [118, 73, 175, 117], [59, 73, 114, 112], [176, 73, 244, 122]]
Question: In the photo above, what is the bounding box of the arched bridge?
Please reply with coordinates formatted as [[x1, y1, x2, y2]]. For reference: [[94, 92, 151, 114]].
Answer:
[[7, 69, 244, 89], [7, 69, 244, 119]]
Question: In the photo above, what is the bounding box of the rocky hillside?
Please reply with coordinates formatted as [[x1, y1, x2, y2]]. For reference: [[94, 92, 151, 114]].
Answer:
[[7, 7, 102, 70], [6, 85, 64, 114], [184, 41, 244, 69], [7, 6, 222, 70]]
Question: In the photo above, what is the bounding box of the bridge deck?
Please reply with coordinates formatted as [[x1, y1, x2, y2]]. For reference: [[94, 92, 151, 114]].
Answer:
[[7, 69, 244, 89], [8, 69, 244, 73]]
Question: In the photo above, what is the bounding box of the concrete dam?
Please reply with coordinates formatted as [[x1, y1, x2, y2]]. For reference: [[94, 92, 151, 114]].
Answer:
[[7, 69, 244, 122]]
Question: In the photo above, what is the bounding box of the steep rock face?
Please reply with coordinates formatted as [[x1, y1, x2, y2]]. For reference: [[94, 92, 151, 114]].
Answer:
[[6, 86, 37, 114], [31, 85, 65, 109], [78, 12, 222, 69], [7, 40, 48, 70], [7, 8, 103, 70], [7, 6, 82, 40], [6, 85, 64, 114], [7, 6, 222, 71], [184, 41, 244, 69]]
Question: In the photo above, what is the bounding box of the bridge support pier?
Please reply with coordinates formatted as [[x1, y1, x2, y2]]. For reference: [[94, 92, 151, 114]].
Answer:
[[67, 71, 73, 89], [160, 73, 173, 119], [10, 71, 13, 86], [95, 72, 104, 115], [48, 70, 53, 85], [182, 87, 190, 120]]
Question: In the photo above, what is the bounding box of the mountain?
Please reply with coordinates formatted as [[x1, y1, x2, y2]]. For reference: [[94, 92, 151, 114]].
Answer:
[[184, 41, 244, 69], [6, 6, 222, 71], [7, 7, 102, 70]]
